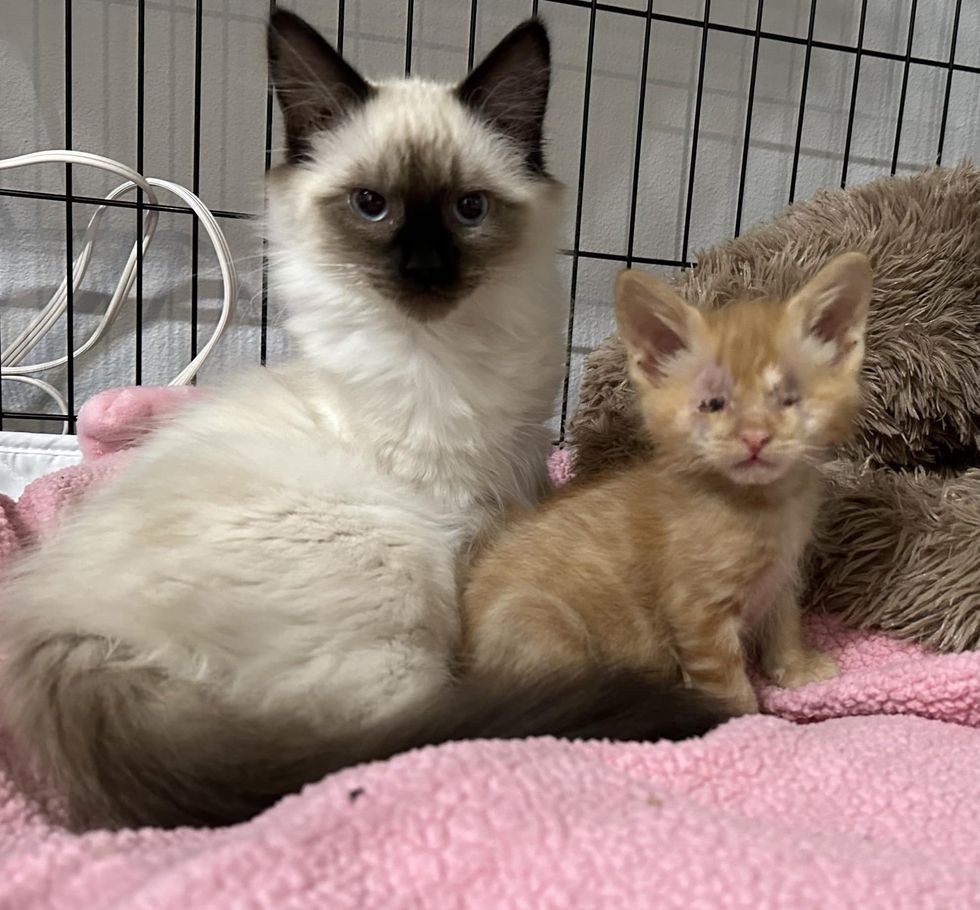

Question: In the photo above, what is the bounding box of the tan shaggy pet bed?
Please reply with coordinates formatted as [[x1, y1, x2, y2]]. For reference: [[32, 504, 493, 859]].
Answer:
[[569, 165, 980, 652]]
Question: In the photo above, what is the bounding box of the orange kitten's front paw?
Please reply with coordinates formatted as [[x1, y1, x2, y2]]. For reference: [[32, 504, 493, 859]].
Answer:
[[771, 651, 839, 690]]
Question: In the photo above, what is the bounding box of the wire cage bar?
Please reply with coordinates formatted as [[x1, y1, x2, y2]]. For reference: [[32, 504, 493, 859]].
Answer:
[[1, 0, 977, 438]]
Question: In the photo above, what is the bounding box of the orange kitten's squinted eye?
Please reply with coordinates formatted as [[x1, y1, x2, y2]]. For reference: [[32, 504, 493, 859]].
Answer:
[[463, 253, 872, 717]]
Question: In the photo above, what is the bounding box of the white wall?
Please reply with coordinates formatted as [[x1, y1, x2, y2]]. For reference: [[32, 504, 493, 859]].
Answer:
[[2, 0, 978, 433]]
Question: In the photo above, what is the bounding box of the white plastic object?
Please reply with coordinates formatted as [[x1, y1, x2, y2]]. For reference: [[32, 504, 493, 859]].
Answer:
[[0, 150, 238, 432]]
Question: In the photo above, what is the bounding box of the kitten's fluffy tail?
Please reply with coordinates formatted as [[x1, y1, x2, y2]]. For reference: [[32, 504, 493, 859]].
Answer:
[[5, 635, 728, 831]]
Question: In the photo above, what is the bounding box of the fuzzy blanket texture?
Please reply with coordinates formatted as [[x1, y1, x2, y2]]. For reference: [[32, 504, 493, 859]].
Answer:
[[570, 166, 980, 652], [0, 386, 978, 908]]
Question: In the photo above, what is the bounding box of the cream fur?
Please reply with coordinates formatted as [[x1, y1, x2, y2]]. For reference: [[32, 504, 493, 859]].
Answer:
[[1, 77, 564, 750]]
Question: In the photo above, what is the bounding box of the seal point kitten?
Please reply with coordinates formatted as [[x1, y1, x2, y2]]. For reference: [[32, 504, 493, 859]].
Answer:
[[465, 253, 873, 714]]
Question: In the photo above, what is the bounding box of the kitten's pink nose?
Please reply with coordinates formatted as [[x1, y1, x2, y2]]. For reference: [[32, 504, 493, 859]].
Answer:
[[740, 429, 772, 457]]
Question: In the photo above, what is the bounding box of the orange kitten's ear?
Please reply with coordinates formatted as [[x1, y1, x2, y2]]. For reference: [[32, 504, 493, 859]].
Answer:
[[787, 252, 872, 371], [615, 269, 702, 382]]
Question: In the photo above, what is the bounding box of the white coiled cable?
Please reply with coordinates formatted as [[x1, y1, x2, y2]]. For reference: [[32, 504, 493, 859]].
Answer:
[[0, 150, 237, 432]]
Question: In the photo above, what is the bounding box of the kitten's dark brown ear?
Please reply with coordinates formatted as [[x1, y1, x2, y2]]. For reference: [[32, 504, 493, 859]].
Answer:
[[787, 252, 872, 372], [616, 269, 703, 383], [267, 10, 373, 164], [457, 20, 551, 172]]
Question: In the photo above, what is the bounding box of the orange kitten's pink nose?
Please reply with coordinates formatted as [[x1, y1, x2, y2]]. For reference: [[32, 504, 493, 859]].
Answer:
[[740, 429, 772, 456]]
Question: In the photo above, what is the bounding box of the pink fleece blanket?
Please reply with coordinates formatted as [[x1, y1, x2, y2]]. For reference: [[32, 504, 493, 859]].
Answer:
[[0, 388, 978, 910]]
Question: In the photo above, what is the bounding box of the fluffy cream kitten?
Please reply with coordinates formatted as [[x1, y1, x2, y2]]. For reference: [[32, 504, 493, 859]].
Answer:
[[464, 254, 873, 714], [0, 13, 575, 830]]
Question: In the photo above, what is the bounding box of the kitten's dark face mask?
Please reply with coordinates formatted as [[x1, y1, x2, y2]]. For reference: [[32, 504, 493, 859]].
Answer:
[[267, 10, 553, 321], [317, 168, 530, 320]]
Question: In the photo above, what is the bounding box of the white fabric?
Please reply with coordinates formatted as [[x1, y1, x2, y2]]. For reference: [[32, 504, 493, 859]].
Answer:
[[0, 431, 82, 499]]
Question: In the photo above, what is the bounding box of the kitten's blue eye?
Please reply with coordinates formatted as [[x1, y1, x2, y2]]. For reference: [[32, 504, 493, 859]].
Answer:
[[699, 397, 726, 413], [350, 189, 388, 222], [454, 192, 489, 226]]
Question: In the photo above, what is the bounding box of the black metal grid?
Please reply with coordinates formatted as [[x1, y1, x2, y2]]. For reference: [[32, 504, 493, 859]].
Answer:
[[64, 0, 75, 433], [1, 0, 976, 435]]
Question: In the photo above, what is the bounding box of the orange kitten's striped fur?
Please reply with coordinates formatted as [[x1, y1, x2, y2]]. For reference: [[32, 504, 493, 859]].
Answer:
[[464, 253, 872, 714]]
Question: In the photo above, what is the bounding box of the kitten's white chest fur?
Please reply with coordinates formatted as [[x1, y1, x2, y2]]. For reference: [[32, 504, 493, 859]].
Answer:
[[278, 248, 564, 513]]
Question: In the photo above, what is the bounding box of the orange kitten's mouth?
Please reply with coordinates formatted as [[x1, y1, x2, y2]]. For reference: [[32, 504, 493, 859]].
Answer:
[[734, 455, 773, 469], [726, 455, 788, 485]]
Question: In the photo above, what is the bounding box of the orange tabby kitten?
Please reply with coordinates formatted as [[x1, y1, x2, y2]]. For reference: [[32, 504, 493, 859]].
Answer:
[[463, 252, 872, 714]]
